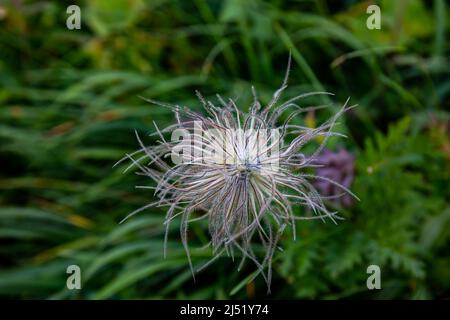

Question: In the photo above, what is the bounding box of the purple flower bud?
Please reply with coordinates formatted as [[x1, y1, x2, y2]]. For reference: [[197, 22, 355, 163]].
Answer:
[[313, 148, 355, 207]]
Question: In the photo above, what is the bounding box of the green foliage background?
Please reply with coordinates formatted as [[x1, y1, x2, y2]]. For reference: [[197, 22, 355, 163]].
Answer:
[[0, 0, 449, 299]]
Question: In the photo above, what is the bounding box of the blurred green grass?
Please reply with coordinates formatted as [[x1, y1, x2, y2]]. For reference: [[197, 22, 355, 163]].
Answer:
[[0, 0, 449, 299]]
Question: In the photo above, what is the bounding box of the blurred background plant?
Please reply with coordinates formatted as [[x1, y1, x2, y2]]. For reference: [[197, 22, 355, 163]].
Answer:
[[0, 0, 449, 299]]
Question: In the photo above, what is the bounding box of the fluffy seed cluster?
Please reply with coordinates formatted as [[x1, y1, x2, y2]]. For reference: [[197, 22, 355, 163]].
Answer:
[[117, 58, 357, 290]]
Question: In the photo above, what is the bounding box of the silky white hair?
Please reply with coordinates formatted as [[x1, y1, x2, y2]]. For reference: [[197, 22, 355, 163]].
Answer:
[[116, 56, 357, 291]]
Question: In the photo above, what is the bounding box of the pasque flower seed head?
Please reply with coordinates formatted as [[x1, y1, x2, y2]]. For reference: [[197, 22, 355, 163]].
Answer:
[[116, 55, 358, 291]]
